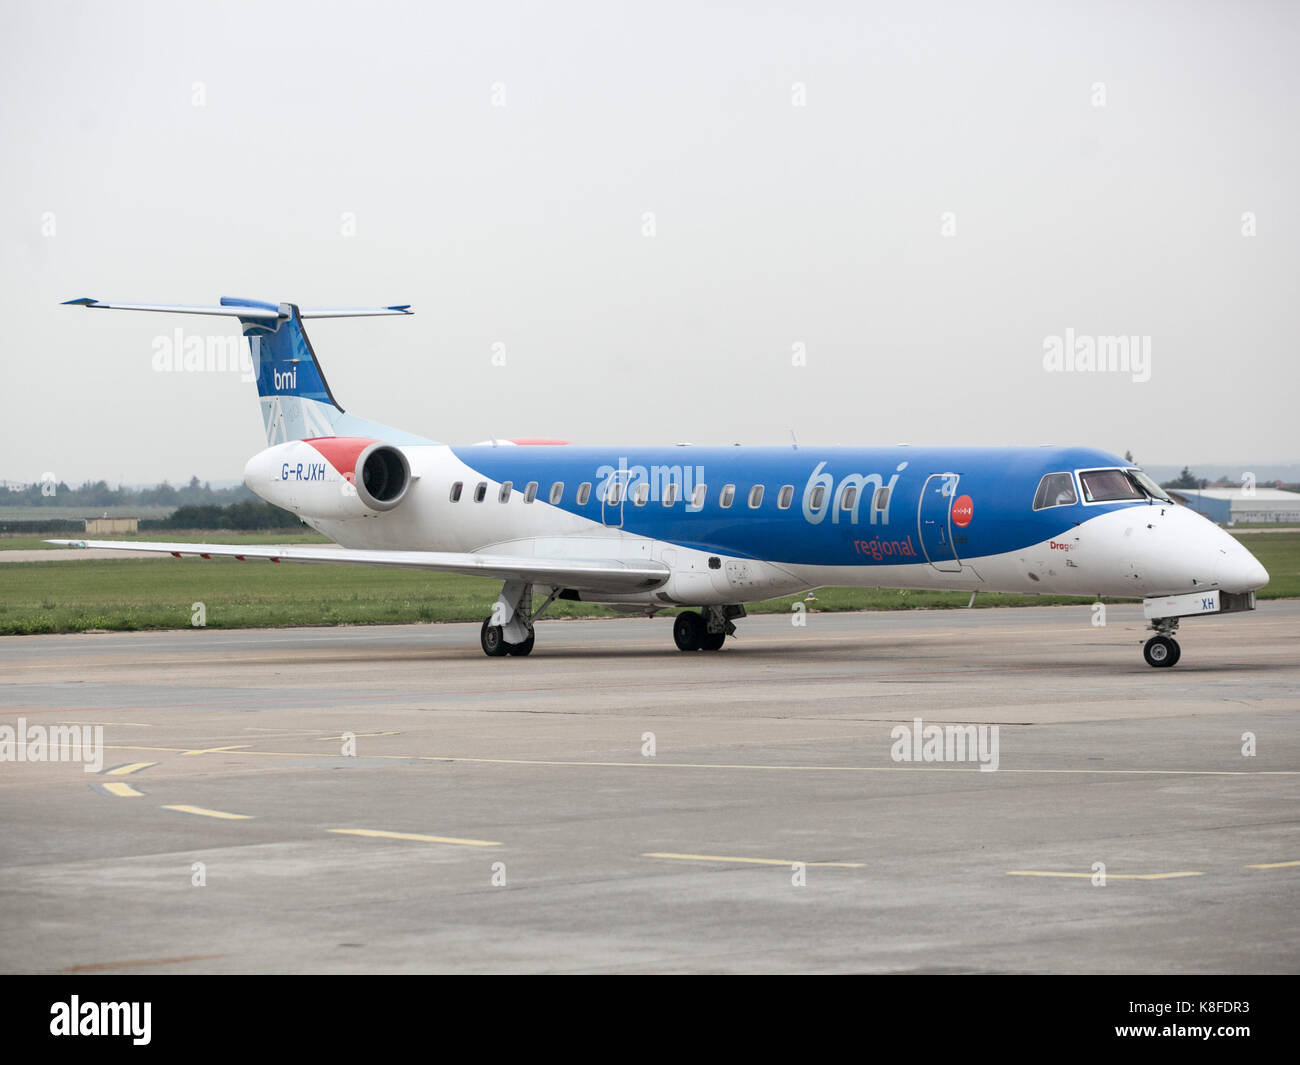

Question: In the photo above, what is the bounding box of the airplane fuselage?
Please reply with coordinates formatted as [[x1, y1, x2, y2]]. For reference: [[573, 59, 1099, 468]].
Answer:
[[246, 442, 1266, 608]]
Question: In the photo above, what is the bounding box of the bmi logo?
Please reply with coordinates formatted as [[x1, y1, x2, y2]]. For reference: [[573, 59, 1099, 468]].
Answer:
[[952, 494, 974, 528], [273, 366, 297, 390]]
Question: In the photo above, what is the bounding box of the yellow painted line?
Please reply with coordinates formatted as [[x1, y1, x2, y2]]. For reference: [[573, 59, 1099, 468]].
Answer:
[[103, 782, 143, 798], [644, 852, 864, 868], [328, 828, 500, 847], [107, 762, 156, 776], [1245, 860, 1300, 869], [162, 805, 253, 821], [1007, 871, 1204, 880], [182, 745, 250, 756], [99, 746, 1300, 777]]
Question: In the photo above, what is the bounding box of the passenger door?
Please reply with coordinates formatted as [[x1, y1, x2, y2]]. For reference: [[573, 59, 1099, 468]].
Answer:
[[917, 473, 962, 572]]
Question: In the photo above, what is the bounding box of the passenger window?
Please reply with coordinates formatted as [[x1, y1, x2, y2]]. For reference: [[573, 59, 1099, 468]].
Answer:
[[449, 481, 463, 502], [499, 481, 512, 503], [607, 481, 622, 505], [662, 483, 678, 506], [810, 485, 825, 509], [873, 486, 889, 511], [474, 482, 487, 502], [550, 482, 564, 504], [840, 485, 858, 510], [690, 484, 707, 509], [720, 484, 735, 508], [633, 482, 649, 506], [777, 485, 794, 509], [1033, 472, 1078, 510], [524, 481, 538, 503], [576, 482, 591, 505], [748, 485, 764, 508]]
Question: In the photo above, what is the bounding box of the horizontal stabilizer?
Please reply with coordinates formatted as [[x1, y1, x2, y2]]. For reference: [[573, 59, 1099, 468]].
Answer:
[[63, 298, 413, 319]]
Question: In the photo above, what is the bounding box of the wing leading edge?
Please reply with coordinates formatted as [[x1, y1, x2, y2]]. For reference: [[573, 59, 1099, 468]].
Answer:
[[44, 540, 669, 593]]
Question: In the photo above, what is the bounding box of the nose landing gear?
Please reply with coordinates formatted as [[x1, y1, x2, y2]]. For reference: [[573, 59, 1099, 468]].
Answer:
[[1143, 617, 1181, 668]]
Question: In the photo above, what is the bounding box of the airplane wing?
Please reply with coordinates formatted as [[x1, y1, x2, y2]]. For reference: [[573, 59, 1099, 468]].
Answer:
[[44, 540, 669, 593]]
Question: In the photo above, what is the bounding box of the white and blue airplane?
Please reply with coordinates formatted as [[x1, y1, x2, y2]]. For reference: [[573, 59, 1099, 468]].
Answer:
[[53, 297, 1269, 665]]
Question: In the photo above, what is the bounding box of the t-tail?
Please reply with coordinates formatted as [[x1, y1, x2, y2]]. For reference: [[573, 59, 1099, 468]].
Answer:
[[62, 296, 434, 446]]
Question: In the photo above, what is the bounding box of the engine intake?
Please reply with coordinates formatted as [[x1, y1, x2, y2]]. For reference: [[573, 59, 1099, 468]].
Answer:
[[355, 442, 410, 511]]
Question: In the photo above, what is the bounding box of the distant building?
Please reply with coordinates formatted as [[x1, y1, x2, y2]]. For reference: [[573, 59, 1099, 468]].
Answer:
[[1167, 487, 1300, 524], [84, 517, 139, 534]]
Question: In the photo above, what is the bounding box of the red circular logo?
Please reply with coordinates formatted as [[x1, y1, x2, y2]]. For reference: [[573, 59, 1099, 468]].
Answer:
[[952, 495, 974, 527]]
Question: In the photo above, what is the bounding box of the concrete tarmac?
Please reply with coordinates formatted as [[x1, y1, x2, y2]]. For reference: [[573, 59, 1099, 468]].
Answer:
[[1, 602, 1297, 973]]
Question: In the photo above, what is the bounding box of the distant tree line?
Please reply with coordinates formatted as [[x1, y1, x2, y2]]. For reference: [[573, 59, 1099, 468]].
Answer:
[[0, 498, 303, 534], [1161, 466, 1208, 490], [141, 502, 303, 530], [0, 476, 258, 508]]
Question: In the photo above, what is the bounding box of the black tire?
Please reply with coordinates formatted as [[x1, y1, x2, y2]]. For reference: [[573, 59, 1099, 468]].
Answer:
[[1167, 639, 1181, 667], [480, 619, 509, 657], [673, 611, 704, 651], [506, 632, 536, 656], [700, 628, 726, 651], [1143, 635, 1178, 668]]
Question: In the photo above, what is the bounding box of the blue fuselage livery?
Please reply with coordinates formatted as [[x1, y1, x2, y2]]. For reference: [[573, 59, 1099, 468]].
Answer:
[[57, 295, 1270, 665], [449, 444, 1128, 568]]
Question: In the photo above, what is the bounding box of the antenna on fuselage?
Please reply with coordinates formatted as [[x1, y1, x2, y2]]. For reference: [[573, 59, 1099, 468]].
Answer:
[[789, 429, 799, 450]]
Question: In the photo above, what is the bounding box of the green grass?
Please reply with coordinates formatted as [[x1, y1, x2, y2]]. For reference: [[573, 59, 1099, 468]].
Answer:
[[0, 532, 1293, 636], [1231, 531, 1300, 598], [0, 558, 617, 635], [0, 505, 176, 521]]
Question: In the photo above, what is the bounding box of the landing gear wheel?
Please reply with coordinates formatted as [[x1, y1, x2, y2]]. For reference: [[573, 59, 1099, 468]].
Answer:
[[480, 619, 509, 657], [700, 629, 726, 651], [673, 611, 704, 651], [506, 632, 535, 656], [1143, 635, 1179, 668]]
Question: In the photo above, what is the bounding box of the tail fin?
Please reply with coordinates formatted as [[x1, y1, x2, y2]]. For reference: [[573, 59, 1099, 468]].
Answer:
[[63, 296, 434, 447]]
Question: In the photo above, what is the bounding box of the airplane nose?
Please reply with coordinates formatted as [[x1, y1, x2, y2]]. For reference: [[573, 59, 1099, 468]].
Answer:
[[1214, 537, 1269, 593]]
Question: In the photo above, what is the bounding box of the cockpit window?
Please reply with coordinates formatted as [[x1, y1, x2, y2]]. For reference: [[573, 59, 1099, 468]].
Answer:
[[1033, 472, 1077, 510], [1126, 468, 1171, 502], [1079, 468, 1156, 503]]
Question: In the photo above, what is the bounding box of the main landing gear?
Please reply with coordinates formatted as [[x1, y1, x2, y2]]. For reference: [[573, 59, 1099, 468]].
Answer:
[[1143, 617, 1181, 668], [673, 605, 744, 652], [480, 581, 558, 657]]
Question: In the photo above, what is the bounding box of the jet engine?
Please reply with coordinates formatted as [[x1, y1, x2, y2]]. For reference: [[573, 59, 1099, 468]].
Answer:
[[243, 437, 411, 519]]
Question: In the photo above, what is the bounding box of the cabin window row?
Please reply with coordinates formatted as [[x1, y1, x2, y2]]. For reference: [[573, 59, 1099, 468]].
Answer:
[[447, 480, 891, 512]]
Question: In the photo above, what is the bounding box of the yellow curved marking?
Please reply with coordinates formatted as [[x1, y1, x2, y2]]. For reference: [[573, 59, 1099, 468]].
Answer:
[[328, 828, 499, 847], [162, 805, 252, 820], [107, 762, 156, 776]]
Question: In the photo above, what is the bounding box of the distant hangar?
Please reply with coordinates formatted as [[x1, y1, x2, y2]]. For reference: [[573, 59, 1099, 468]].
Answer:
[[1168, 486, 1300, 524]]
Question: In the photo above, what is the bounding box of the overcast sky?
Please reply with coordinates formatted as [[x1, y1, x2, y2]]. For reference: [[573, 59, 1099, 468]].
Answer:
[[3, 0, 1296, 485]]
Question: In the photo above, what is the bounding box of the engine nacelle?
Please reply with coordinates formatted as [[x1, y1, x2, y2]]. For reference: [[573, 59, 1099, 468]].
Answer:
[[244, 438, 411, 519]]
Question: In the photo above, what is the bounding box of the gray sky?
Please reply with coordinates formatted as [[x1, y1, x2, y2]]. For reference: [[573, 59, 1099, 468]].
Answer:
[[3, 0, 1297, 484]]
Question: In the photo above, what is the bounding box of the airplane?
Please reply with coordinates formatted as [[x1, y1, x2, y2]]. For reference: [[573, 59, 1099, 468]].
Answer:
[[50, 296, 1269, 666]]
